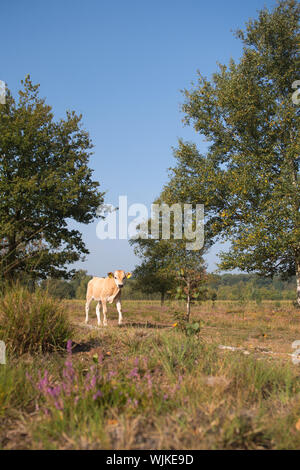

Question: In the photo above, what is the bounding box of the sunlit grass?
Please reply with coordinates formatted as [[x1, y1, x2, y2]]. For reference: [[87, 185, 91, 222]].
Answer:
[[1, 297, 300, 449]]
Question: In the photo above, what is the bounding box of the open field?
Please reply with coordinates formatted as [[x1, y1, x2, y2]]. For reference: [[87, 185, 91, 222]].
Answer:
[[1, 299, 300, 450]]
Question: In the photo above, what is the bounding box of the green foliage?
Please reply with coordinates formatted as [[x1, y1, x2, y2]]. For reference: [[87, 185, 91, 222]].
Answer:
[[132, 258, 175, 304], [0, 76, 104, 280], [210, 273, 296, 300], [0, 285, 73, 355], [161, 0, 300, 302], [40, 271, 297, 301], [71, 269, 92, 299], [130, 195, 208, 307], [131, 221, 207, 315], [121, 278, 161, 300], [172, 310, 203, 337], [185, 321, 201, 337], [40, 270, 92, 300], [40, 278, 75, 299]]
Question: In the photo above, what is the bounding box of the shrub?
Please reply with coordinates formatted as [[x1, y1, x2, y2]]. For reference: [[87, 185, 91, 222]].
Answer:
[[172, 310, 203, 337], [0, 285, 73, 355]]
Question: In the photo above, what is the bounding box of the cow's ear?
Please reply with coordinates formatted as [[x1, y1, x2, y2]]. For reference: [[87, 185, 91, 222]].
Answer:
[[108, 272, 114, 278], [126, 272, 132, 279]]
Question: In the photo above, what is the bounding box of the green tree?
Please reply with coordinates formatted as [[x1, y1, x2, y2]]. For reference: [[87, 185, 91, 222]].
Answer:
[[71, 269, 92, 299], [131, 231, 206, 316], [131, 238, 176, 305], [133, 261, 174, 305], [162, 1, 300, 304], [131, 191, 207, 314], [41, 278, 75, 299], [0, 76, 104, 280], [174, 264, 207, 321]]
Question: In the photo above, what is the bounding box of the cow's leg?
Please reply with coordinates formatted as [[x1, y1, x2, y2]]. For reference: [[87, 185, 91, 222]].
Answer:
[[102, 300, 108, 326], [96, 301, 101, 326], [116, 300, 123, 325], [85, 297, 92, 324]]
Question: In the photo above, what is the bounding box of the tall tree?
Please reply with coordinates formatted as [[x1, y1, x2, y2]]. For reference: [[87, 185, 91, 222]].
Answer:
[[0, 76, 104, 280], [162, 0, 300, 304]]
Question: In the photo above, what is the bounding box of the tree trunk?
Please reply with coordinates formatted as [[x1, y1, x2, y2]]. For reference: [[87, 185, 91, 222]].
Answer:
[[160, 291, 165, 306], [186, 293, 191, 322], [296, 258, 300, 307]]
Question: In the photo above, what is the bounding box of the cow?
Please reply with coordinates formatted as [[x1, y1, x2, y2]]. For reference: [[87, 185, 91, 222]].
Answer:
[[85, 270, 131, 326]]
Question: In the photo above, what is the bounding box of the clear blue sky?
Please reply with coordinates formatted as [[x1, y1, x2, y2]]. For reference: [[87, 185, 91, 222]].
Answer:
[[1, 0, 276, 276]]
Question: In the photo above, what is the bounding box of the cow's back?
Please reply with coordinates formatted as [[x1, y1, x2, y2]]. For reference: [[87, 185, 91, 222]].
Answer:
[[86, 277, 116, 301], [86, 277, 105, 300]]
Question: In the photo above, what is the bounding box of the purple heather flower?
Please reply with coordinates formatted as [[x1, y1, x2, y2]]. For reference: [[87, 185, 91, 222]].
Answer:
[[91, 375, 97, 388], [25, 371, 32, 381], [145, 372, 153, 389], [67, 339, 72, 354], [107, 370, 117, 380], [98, 353, 104, 364], [128, 367, 139, 379], [54, 399, 64, 411], [93, 390, 103, 400], [37, 370, 49, 391]]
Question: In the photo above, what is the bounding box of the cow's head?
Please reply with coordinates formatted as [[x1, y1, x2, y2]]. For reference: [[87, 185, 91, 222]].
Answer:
[[108, 270, 131, 289]]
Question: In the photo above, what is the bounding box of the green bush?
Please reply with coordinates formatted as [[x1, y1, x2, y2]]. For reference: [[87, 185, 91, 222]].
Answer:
[[0, 285, 73, 355], [172, 310, 203, 337]]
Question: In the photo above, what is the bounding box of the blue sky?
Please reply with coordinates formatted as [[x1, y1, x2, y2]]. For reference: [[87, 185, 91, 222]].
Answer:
[[1, 0, 276, 276]]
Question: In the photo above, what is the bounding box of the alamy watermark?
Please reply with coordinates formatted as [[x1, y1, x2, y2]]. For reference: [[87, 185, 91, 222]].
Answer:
[[96, 196, 204, 251], [0, 80, 6, 104], [0, 341, 6, 365]]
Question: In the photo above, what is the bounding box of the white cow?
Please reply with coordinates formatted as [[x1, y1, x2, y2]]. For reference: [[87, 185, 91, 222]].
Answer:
[[85, 270, 131, 326]]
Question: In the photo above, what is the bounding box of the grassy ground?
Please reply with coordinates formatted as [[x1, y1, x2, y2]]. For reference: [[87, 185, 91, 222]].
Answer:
[[1, 299, 300, 450]]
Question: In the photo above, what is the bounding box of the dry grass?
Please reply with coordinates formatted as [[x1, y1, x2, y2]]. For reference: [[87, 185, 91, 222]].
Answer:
[[0, 286, 73, 355], [1, 298, 300, 450]]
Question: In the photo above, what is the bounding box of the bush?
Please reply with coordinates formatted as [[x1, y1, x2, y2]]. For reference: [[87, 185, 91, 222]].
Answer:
[[172, 310, 203, 337], [0, 285, 73, 355]]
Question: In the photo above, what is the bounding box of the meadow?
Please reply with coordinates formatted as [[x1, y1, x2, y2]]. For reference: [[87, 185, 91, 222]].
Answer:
[[1, 296, 300, 450]]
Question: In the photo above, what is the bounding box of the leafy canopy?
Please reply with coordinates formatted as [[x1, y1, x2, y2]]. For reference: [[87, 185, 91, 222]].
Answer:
[[162, 0, 299, 288], [0, 76, 104, 279]]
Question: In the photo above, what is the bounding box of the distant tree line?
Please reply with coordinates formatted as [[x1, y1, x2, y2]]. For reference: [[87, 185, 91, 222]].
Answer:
[[41, 271, 296, 302], [208, 273, 296, 301], [40, 270, 92, 300]]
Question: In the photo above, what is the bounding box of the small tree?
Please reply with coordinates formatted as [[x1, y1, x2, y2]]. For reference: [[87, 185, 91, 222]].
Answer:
[[130, 231, 177, 305], [175, 267, 207, 321], [131, 192, 208, 317], [133, 260, 174, 305], [132, 232, 207, 318]]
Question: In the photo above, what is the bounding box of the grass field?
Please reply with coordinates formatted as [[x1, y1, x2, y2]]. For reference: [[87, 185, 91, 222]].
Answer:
[[1, 299, 300, 450]]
